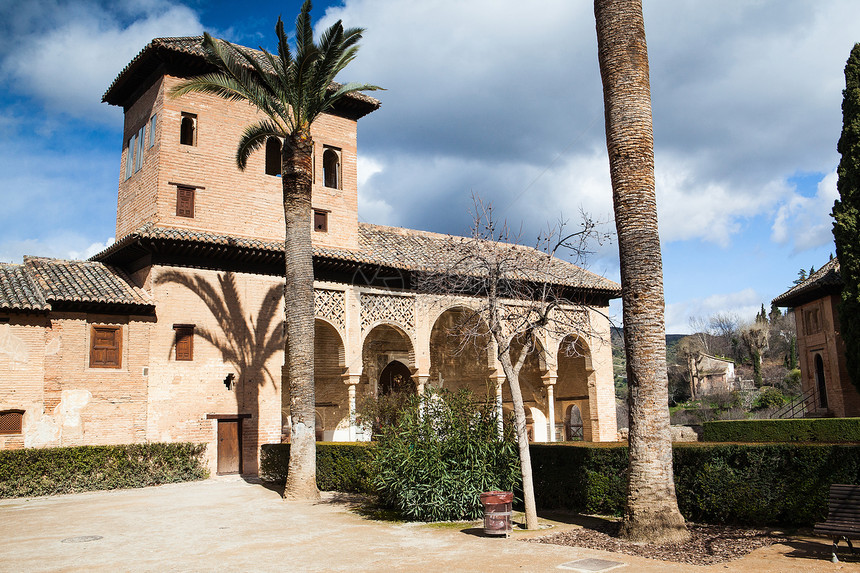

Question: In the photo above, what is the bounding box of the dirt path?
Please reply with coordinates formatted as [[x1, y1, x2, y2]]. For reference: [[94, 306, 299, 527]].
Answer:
[[0, 477, 854, 572]]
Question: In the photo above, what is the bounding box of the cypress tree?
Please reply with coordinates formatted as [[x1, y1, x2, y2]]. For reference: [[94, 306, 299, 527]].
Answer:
[[832, 43, 860, 392]]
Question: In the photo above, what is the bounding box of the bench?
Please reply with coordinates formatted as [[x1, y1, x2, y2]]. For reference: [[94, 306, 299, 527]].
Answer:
[[814, 484, 860, 562]]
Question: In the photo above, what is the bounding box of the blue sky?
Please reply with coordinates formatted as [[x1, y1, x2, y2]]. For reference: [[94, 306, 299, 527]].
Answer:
[[0, 0, 856, 333]]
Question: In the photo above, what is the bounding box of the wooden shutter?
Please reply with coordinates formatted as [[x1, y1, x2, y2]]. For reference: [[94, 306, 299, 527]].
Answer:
[[176, 186, 195, 218], [314, 210, 328, 232], [0, 411, 23, 434], [174, 326, 194, 361], [90, 326, 121, 368]]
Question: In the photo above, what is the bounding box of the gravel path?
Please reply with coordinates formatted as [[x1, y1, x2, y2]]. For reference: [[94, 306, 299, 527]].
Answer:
[[529, 521, 791, 565]]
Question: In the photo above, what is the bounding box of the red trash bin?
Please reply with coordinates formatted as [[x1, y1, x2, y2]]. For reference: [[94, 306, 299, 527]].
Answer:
[[480, 491, 513, 537]]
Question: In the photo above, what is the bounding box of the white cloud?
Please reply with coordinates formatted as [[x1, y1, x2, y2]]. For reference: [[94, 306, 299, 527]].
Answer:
[[0, 234, 115, 264], [772, 170, 839, 252], [0, 0, 203, 123], [323, 0, 860, 253], [665, 288, 763, 334]]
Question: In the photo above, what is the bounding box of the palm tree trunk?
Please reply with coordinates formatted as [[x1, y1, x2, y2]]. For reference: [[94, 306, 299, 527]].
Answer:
[[282, 130, 320, 501], [594, 0, 688, 543]]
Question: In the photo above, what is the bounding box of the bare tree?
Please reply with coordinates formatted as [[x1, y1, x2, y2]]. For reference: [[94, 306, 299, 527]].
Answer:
[[417, 199, 607, 531], [687, 315, 712, 356]]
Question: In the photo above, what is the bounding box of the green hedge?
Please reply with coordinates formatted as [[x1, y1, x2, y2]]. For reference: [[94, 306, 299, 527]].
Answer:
[[530, 443, 628, 516], [260, 442, 374, 493], [261, 441, 860, 526], [532, 442, 860, 526], [0, 443, 208, 498], [703, 418, 860, 442]]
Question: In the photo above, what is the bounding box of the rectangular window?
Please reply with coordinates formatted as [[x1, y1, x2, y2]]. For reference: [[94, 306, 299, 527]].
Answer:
[[180, 112, 197, 146], [135, 125, 146, 172], [0, 410, 23, 435], [90, 325, 122, 368], [174, 325, 194, 361], [176, 186, 195, 218], [314, 210, 328, 232], [124, 133, 136, 180], [148, 114, 157, 147]]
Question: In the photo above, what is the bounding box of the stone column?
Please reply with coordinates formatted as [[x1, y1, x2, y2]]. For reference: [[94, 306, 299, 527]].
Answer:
[[542, 372, 558, 442], [342, 373, 361, 441]]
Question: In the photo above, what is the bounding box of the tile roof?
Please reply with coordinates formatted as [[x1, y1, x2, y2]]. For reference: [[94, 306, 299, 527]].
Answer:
[[0, 258, 153, 313], [0, 264, 49, 312], [92, 223, 621, 295], [103, 36, 381, 114], [772, 257, 841, 307]]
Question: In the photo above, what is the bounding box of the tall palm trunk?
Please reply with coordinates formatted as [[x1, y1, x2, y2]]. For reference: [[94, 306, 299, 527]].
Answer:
[[594, 0, 687, 543], [282, 130, 319, 500]]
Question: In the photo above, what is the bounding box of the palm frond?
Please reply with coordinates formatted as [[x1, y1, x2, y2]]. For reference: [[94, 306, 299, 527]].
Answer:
[[236, 120, 283, 170]]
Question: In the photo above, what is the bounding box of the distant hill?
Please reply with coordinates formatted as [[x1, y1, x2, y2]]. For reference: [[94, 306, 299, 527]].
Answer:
[[610, 326, 685, 351]]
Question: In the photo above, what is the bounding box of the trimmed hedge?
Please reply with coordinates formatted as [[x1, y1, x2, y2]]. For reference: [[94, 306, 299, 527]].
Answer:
[[530, 443, 628, 516], [532, 442, 860, 526], [0, 443, 208, 498], [260, 442, 374, 493], [261, 441, 860, 526], [703, 418, 860, 442]]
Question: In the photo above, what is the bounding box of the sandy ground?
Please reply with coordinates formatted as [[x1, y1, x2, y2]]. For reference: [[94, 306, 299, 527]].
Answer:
[[0, 476, 857, 572]]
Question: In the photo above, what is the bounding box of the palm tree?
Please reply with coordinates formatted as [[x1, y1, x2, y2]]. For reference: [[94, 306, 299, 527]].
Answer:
[[594, 0, 688, 542], [171, 0, 380, 500]]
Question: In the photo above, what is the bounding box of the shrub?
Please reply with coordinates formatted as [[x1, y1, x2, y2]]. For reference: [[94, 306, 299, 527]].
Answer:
[[702, 418, 860, 442], [753, 387, 789, 411], [260, 442, 374, 493], [0, 443, 208, 498], [373, 388, 520, 521], [531, 442, 860, 526]]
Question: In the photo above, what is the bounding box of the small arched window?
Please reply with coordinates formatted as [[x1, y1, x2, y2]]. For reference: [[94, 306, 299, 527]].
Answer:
[[265, 138, 281, 176], [323, 147, 340, 189], [180, 112, 197, 146]]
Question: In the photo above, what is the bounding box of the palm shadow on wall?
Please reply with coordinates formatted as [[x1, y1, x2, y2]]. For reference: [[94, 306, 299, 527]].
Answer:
[[156, 270, 284, 474]]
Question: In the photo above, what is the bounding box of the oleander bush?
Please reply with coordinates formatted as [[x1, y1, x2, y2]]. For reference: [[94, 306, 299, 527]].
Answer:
[[0, 442, 208, 498], [703, 417, 860, 442], [372, 388, 520, 521]]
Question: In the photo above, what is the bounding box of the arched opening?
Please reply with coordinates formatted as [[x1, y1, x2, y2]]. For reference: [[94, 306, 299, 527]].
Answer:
[[265, 138, 281, 176], [429, 307, 491, 395], [314, 319, 346, 441], [557, 335, 593, 441], [180, 112, 196, 146], [814, 353, 829, 409], [323, 147, 340, 189], [361, 324, 415, 396], [565, 404, 584, 441], [379, 360, 416, 395]]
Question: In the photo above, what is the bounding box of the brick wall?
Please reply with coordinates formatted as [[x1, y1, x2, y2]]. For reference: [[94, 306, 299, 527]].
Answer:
[[0, 315, 47, 450], [117, 74, 361, 251]]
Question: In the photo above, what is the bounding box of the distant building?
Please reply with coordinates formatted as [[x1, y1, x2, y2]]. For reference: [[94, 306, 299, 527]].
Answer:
[[688, 352, 738, 397], [773, 258, 860, 417], [0, 37, 621, 474]]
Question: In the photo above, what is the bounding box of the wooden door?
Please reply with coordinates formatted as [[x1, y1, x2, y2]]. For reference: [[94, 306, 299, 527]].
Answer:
[[217, 420, 240, 474]]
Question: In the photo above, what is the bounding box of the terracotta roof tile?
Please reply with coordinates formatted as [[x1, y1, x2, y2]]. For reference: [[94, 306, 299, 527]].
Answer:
[[103, 36, 381, 111], [772, 257, 841, 307], [23, 257, 153, 309], [93, 223, 621, 295], [0, 264, 49, 312]]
